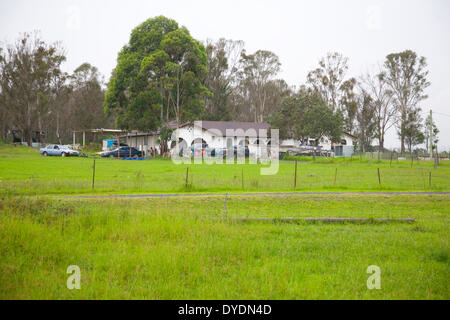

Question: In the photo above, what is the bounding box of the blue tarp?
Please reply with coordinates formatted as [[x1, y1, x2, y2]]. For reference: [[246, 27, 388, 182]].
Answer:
[[122, 158, 148, 160]]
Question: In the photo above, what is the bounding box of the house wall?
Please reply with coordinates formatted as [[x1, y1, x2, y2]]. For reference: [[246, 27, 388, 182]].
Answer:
[[126, 134, 159, 155], [170, 125, 271, 158], [319, 134, 355, 151], [173, 126, 270, 149]]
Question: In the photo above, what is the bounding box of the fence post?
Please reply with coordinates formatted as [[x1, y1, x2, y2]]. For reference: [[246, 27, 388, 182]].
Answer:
[[377, 168, 381, 186], [223, 193, 228, 220], [92, 160, 96, 190], [390, 152, 393, 167], [294, 160, 298, 189]]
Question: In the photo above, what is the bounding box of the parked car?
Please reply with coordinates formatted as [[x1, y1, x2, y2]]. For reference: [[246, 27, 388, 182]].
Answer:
[[234, 145, 250, 158], [206, 147, 224, 158], [111, 142, 129, 149], [190, 143, 208, 157], [100, 146, 144, 158], [40, 145, 79, 157]]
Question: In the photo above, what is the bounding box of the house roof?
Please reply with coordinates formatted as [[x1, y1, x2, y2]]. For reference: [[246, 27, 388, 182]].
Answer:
[[343, 132, 357, 139], [119, 120, 271, 138], [180, 120, 270, 137]]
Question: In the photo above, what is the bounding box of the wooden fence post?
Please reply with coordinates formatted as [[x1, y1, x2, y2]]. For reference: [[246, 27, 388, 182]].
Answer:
[[377, 168, 381, 186], [223, 193, 228, 220]]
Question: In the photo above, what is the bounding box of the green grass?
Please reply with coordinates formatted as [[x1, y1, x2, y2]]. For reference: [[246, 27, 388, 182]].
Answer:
[[0, 145, 448, 299], [0, 194, 448, 299], [0, 145, 449, 196]]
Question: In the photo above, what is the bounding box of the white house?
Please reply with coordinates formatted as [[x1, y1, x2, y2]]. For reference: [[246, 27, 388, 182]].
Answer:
[[319, 132, 356, 151], [169, 121, 272, 156], [121, 120, 271, 155], [120, 120, 356, 157]]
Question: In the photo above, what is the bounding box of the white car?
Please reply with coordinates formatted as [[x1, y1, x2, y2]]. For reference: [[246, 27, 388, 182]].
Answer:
[[40, 145, 80, 157]]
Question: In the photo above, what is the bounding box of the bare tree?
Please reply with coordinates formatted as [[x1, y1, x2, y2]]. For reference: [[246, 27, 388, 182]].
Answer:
[[360, 70, 396, 152], [204, 38, 244, 120], [238, 50, 281, 122], [307, 52, 357, 133], [307, 52, 352, 110]]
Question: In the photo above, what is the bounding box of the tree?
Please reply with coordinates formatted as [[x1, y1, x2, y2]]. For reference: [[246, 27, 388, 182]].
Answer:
[[383, 50, 430, 153], [403, 107, 425, 154], [424, 112, 439, 154], [66, 63, 111, 131], [238, 50, 281, 122], [160, 28, 210, 127], [360, 71, 396, 151], [204, 38, 244, 121], [39, 62, 112, 145], [268, 88, 321, 140], [158, 125, 173, 155], [0, 32, 66, 146], [355, 92, 377, 152], [306, 52, 357, 133], [303, 103, 343, 144], [105, 16, 209, 131]]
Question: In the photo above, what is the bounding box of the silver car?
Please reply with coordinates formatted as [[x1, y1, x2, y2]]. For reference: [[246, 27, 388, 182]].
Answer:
[[40, 145, 80, 157]]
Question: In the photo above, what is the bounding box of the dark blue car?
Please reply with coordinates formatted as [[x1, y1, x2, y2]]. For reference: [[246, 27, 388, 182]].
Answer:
[[100, 146, 144, 158]]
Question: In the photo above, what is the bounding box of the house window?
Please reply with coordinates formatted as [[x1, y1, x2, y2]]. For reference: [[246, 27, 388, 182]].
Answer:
[[341, 139, 347, 145]]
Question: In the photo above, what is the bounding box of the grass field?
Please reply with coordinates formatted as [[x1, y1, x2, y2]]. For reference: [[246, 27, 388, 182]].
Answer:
[[0, 194, 448, 299], [0, 145, 449, 196], [0, 145, 448, 299]]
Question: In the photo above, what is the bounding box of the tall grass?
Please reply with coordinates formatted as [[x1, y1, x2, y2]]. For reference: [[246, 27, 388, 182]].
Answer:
[[0, 194, 448, 299]]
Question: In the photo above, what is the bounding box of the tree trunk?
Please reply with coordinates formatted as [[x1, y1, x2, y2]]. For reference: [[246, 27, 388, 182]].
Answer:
[[400, 109, 406, 153], [56, 110, 62, 144]]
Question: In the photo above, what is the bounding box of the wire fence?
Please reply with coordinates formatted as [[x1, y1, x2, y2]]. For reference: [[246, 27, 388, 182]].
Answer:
[[2, 156, 449, 196]]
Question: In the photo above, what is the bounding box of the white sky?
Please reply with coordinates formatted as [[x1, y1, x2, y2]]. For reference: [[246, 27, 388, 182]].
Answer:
[[1, 0, 449, 151]]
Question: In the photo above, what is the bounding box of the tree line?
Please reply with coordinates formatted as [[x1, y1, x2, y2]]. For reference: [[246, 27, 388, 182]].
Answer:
[[0, 16, 439, 153], [0, 32, 113, 145]]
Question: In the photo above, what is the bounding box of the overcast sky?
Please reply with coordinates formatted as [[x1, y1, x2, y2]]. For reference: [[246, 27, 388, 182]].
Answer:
[[1, 0, 449, 150]]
